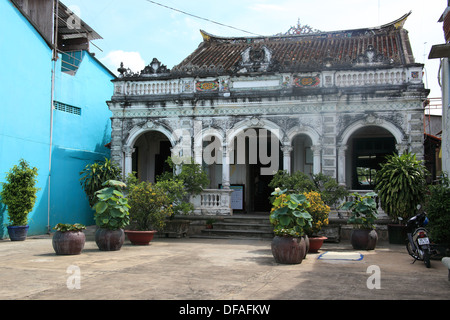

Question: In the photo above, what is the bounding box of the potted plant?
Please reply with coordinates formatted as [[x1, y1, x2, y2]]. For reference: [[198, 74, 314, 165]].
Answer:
[[269, 188, 312, 264], [340, 192, 378, 250], [79, 158, 122, 208], [375, 153, 429, 244], [126, 181, 173, 245], [52, 223, 86, 255], [303, 191, 330, 253], [92, 180, 130, 251], [0, 159, 39, 241]]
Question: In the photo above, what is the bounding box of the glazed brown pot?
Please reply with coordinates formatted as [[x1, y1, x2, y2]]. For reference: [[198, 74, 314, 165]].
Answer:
[[308, 236, 328, 253], [95, 228, 125, 251], [271, 236, 306, 264], [125, 230, 157, 245], [52, 231, 86, 255], [351, 229, 378, 250]]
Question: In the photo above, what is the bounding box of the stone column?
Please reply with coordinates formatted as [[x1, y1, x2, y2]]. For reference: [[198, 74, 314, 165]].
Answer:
[[123, 146, 135, 178], [311, 145, 322, 175], [222, 144, 231, 189], [337, 145, 348, 186], [281, 146, 293, 174], [395, 143, 408, 156]]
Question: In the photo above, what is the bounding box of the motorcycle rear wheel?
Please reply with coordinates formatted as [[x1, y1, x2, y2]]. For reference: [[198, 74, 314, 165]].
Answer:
[[406, 242, 420, 260], [423, 251, 431, 268]]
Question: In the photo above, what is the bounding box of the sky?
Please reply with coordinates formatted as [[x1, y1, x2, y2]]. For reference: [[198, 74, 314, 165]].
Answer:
[[62, 0, 448, 101]]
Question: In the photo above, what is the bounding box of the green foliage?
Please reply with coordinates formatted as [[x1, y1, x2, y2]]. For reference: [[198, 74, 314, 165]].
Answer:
[[155, 179, 194, 215], [269, 188, 312, 237], [375, 153, 428, 223], [127, 181, 174, 231], [79, 158, 122, 207], [425, 174, 450, 245], [93, 180, 130, 230], [0, 159, 39, 226], [53, 223, 86, 232], [269, 170, 348, 207], [312, 172, 349, 207], [340, 192, 378, 230], [158, 157, 209, 196]]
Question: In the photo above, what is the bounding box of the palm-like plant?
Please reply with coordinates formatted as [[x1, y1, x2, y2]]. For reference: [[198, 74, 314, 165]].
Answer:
[[375, 153, 428, 224]]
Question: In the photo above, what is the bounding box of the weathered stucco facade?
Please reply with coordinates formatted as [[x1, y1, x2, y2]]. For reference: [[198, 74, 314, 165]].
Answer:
[[107, 14, 429, 214]]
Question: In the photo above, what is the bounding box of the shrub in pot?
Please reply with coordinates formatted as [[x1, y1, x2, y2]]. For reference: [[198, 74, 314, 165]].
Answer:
[[303, 191, 330, 253], [0, 159, 39, 241], [340, 192, 378, 250], [126, 181, 173, 245], [375, 153, 428, 244], [52, 223, 86, 255], [93, 180, 130, 251], [269, 188, 312, 264]]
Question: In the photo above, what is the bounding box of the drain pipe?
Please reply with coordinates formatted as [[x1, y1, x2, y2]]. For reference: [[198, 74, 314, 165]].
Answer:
[[48, 0, 59, 234]]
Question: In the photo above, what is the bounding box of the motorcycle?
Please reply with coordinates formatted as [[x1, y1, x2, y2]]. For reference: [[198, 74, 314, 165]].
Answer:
[[404, 207, 434, 268]]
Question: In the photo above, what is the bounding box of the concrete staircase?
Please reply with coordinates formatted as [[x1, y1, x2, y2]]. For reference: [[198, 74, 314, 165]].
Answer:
[[195, 215, 274, 240]]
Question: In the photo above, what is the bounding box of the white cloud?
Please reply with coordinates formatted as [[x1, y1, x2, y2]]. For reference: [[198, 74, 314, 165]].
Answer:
[[100, 50, 146, 75]]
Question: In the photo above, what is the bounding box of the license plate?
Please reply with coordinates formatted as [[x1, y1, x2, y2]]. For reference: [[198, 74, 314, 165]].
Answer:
[[418, 237, 430, 245]]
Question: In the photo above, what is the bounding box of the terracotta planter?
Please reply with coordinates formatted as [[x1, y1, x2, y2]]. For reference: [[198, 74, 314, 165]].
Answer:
[[271, 236, 306, 264], [308, 236, 327, 253], [95, 228, 125, 251], [351, 229, 378, 250], [125, 230, 157, 245], [52, 231, 86, 255]]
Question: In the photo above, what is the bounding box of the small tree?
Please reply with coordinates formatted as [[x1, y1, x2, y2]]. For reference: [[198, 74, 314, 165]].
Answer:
[[79, 158, 122, 207], [0, 159, 39, 226], [375, 153, 429, 224]]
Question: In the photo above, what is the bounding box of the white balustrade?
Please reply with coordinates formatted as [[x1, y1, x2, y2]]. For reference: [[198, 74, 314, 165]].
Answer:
[[190, 189, 234, 216], [335, 70, 407, 87]]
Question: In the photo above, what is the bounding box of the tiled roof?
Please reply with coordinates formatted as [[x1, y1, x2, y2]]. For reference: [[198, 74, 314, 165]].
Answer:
[[173, 12, 416, 75]]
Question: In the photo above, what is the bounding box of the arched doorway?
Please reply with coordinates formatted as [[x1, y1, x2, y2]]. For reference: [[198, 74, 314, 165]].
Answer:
[[291, 134, 314, 175], [347, 126, 397, 190], [131, 130, 173, 183]]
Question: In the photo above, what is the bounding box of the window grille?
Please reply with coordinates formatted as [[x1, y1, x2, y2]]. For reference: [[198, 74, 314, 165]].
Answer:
[[61, 51, 83, 75], [54, 101, 81, 116]]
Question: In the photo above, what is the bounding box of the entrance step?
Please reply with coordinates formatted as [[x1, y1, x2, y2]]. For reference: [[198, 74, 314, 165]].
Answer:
[[193, 215, 274, 240]]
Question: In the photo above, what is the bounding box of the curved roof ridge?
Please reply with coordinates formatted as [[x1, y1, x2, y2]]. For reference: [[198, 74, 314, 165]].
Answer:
[[200, 11, 412, 42]]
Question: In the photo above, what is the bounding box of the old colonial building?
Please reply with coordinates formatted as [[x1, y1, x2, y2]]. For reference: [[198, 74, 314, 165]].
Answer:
[[108, 13, 429, 215]]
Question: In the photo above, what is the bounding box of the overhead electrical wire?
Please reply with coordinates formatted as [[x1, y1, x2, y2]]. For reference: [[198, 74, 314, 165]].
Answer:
[[144, 0, 263, 36]]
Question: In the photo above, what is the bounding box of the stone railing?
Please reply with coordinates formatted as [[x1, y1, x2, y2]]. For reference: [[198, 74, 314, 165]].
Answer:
[[335, 70, 407, 87], [333, 190, 387, 218], [190, 189, 234, 216], [112, 66, 423, 98]]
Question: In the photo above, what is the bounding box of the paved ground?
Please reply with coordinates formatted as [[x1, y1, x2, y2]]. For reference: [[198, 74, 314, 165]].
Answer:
[[0, 233, 448, 305]]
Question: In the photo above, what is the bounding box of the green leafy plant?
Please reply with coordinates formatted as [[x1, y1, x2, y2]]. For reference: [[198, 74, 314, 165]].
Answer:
[[93, 180, 130, 230], [269, 170, 348, 207], [375, 153, 429, 224], [269, 188, 312, 237], [340, 192, 378, 230], [425, 174, 450, 245], [79, 158, 122, 207], [127, 181, 173, 231], [0, 159, 39, 226], [53, 223, 86, 232]]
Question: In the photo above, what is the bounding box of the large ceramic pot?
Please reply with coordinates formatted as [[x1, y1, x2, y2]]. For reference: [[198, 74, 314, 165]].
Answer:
[[303, 235, 309, 258], [52, 231, 86, 255], [7, 225, 29, 241], [308, 236, 328, 253], [95, 228, 125, 251], [351, 229, 378, 250], [125, 230, 157, 245], [271, 236, 306, 264]]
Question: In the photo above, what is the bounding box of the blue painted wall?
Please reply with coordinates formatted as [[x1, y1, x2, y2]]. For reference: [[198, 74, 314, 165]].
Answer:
[[0, 0, 115, 237]]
